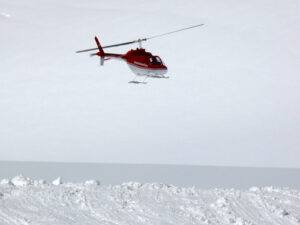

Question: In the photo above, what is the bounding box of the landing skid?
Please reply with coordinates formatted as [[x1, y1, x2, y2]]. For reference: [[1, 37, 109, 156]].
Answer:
[[128, 80, 147, 84], [150, 75, 169, 79], [128, 75, 169, 84]]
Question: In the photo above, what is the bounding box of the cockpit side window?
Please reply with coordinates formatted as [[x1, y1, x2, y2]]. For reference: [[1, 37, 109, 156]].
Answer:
[[149, 57, 158, 65], [155, 56, 164, 65]]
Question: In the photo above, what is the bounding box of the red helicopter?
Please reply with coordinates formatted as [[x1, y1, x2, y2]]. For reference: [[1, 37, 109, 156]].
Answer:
[[76, 24, 204, 84]]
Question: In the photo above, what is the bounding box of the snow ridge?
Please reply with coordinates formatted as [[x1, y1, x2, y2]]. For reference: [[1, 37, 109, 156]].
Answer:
[[0, 176, 299, 225]]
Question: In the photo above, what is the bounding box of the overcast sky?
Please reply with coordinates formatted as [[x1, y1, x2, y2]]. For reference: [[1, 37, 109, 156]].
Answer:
[[0, 0, 299, 168]]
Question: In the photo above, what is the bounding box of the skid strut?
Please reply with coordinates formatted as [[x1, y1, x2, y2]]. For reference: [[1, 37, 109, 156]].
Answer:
[[128, 75, 147, 84]]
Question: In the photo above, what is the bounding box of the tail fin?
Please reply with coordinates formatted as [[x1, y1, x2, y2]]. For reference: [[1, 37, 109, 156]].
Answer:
[[95, 36, 105, 66]]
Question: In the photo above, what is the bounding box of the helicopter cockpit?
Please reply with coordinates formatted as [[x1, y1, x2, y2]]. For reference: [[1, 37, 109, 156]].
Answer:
[[149, 56, 164, 65]]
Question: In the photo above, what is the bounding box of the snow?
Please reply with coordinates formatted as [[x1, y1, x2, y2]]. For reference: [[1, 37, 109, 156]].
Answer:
[[52, 176, 62, 185], [85, 179, 101, 186], [11, 175, 33, 186], [0, 179, 12, 186], [1, 0, 299, 222], [0, 176, 299, 225]]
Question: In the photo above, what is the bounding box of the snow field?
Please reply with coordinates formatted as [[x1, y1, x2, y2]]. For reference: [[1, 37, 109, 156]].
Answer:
[[0, 175, 299, 225]]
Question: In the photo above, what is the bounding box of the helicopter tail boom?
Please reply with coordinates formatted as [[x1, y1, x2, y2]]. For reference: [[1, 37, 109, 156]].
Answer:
[[93, 36, 125, 65]]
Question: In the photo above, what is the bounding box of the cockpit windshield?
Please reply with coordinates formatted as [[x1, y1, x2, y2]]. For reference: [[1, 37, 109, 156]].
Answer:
[[149, 56, 164, 65], [155, 57, 162, 65]]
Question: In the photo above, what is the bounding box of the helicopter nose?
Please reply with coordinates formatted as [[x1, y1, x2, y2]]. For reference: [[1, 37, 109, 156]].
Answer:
[[161, 66, 168, 74]]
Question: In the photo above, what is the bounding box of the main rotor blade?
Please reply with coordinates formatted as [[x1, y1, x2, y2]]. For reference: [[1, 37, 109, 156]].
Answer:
[[76, 47, 98, 53], [146, 24, 204, 40], [76, 40, 146, 53], [76, 24, 204, 53], [102, 39, 145, 49]]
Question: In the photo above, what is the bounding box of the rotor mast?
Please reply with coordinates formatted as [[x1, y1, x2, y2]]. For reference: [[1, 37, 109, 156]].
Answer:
[[138, 39, 143, 48]]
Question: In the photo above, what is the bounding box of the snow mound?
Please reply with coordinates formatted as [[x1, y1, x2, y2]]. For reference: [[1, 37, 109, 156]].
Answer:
[[0, 179, 12, 185], [11, 175, 33, 186], [0, 176, 299, 225], [52, 176, 62, 185], [249, 186, 260, 192], [85, 180, 100, 186], [38, 179, 47, 185]]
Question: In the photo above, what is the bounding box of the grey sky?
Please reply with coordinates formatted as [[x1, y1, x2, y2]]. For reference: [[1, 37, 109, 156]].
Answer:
[[0, 0, 299, 168]]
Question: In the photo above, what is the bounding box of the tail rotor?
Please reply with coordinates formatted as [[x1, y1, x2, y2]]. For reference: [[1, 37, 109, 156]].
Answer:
[[93, 36, 105, 66]]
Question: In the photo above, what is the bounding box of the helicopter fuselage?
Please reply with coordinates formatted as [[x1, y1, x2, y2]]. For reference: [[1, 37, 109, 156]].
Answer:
[[125, 48, 167, 77], [103, 48, 168, 77]]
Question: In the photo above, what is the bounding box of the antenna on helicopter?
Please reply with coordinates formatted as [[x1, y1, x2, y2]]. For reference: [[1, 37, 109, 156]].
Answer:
[[76, 24, 204, 53]]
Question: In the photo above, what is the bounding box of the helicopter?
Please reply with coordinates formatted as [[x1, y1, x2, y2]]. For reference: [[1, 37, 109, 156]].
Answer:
[[76, 24, 204, 84]]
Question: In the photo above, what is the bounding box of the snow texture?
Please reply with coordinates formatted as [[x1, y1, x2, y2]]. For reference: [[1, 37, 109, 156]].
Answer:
[[0, 175, 299, 225], [52, 176, 63, 185]]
